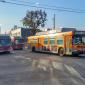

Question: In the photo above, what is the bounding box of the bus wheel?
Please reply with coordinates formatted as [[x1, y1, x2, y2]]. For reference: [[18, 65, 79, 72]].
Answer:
[[32, 47, 35, 52], [5, 51, 10, 54], [72, 53, 79, 57], [58, 48, 64, 57]]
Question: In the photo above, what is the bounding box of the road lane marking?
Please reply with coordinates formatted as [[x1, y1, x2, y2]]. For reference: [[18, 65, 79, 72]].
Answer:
[[38, 65, 47, 71], [75, 61, 85, 69], [71, 78, 83, 85], [14, 56, 31, 60], [65, 65, 85, 81], [52, 62, 63, 70], [14, 55, 24, 58], [51, 78, 62, 85], [24, 58, 31, 60]]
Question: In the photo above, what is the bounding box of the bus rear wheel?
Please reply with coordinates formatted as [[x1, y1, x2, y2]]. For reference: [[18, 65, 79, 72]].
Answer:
[[58, 48, 64, 57]]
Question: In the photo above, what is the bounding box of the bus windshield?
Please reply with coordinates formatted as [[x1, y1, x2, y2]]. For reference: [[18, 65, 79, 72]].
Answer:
[[15, 38, 23, 44], [0, 36, 11, 46], [72, 35, 85, 44]]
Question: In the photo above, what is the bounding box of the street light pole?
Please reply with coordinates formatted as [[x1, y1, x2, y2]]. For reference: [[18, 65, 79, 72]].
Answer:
[[53, 13, 55, 30], [0, 26, 1, 34]]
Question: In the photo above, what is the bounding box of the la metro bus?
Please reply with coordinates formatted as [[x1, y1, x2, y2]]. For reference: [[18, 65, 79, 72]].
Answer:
[[11, 36, 24, 50], [28, 30, 85, 56], [0, 34, 12, 53]]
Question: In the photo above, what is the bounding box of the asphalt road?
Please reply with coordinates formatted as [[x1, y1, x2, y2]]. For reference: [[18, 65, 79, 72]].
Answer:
[[0, 49, 85, 85]]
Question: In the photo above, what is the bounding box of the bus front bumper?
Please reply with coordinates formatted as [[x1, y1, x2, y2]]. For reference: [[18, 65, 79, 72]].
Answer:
[[0, 46, 12, 52], [72, 50, 85, 55]]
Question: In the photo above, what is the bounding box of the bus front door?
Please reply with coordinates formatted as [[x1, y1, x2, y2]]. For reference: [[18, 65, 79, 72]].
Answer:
[[66, 36, 72, 55]]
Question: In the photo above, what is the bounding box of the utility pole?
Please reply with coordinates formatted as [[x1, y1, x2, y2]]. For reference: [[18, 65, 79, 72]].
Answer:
[[0, 26, 1, 34], [53, 13, 55, 30]]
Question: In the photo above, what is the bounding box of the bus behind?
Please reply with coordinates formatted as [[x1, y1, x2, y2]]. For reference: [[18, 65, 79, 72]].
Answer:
[[0, 34, 12, 53], [11, 36, 24, 50]]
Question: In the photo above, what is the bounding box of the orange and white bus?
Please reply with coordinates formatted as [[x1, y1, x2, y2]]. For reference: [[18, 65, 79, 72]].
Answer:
[[28, 30, 85, 56]]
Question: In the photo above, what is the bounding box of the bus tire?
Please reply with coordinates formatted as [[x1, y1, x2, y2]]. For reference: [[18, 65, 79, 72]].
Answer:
[[5, 51, 10, 54], [32, 47, 35, 52], [58, 48, 64, 57], [72, 53, 79, 57]]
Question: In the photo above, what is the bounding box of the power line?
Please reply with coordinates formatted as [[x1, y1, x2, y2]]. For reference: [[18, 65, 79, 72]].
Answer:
[[0, 0, 85, 13], [8, 0, 85, 12]]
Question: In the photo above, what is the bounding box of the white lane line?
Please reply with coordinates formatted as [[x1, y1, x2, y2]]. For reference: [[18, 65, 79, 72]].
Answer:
[[38, 65, 47, 71], [51, 78, 62, 85], [14, 55, 30, 59], [52, 62, 63, 70], [14, 55, 31, 62], [14, 55, 24, 58], [37, 59, 49, 71], [71, 78, 83, 85], [75, 61, 85, 69], [24, 58, 31, 60], [65, 65, 85, 81]]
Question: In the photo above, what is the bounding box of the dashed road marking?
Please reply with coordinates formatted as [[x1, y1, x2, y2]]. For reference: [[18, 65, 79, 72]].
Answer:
[[52, 62, 63, 70], [75, 61, 85, 69], [65, 65, 85, 81]]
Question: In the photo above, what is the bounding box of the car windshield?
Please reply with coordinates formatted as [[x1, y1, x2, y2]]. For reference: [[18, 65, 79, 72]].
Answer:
[[72, 35, 85, 44]]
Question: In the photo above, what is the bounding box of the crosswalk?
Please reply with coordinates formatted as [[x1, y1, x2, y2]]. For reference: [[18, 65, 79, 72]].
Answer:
[[12, 52, 85, 85]]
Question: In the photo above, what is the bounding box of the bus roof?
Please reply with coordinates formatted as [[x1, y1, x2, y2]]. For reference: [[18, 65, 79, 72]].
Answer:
[[0, 34, 10, 36], [28, 31, 73, 39]]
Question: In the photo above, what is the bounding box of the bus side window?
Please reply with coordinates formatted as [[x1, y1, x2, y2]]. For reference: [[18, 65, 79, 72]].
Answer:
[[44, 38, 48, 45], [33, 39, 38, 44], [57, 39, 64, 45], [50, 38, 55, 45]]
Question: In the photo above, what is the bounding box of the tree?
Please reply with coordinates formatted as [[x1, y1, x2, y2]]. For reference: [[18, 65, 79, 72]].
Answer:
[[22, 10, 47, 35]]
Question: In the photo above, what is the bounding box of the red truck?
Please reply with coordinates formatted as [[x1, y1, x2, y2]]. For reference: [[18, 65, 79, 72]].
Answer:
[[11, 36, 24, 50]]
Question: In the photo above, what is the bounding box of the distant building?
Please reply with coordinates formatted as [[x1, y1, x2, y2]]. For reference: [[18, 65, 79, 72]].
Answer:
[[54, 27, 76, 32], [61, 28, 76, 32], [9, 27, 31, 41]]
